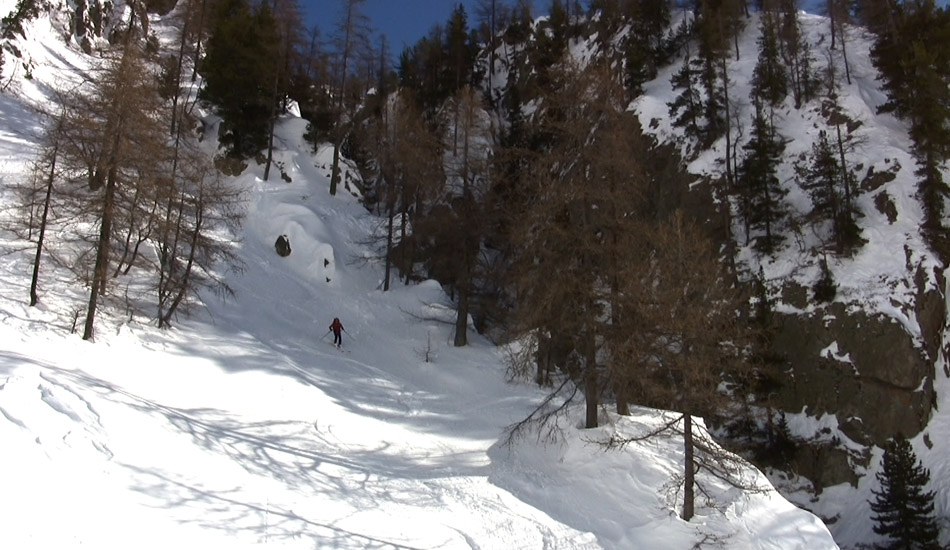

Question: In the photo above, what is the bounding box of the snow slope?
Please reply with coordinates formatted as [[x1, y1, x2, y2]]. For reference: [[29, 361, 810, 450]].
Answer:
[[0, 5, 838, 550]]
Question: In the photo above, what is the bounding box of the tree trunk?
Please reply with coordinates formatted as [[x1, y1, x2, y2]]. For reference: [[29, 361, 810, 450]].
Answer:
[[161, 191, 204, 326], [158, 124, 185, 328], [330, 141, 342, 195], [383, 197, 394, 291], [158, 190, 186, 328], [840, 28, 851, 85], [615, 379, 630, 416], [264, 113, 277, 181], [683, 413, 695, 521], [536, 332, 551, 386], [30, 145, 58, 306], [170, 10, 189, 136], [835, 123, 852, 212], [399, 192, 410, 283], [83, 162, 118, 341], [192, 0, 208, 81], [263, 37, 283, 181], [330, 1, 356, 196], [453, 279, 469, 346], [720, 56, 733, 191], [829, 0, 837, 50], [585, 366, 599, 428], [585, 334, 598, 429], [113, 184, 142, 276]]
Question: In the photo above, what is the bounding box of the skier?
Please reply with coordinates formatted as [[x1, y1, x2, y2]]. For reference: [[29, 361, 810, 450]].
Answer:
[[329, 317, 344, 347]]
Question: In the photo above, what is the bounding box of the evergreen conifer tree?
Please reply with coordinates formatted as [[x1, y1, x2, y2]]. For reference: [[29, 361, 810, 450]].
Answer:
[[668, 48, 705, 146], [199, 0, 279, 158], [751, 12, 788, 107], [695, 0, 730, 145], [796, 130, 862, 253], [738, 99, 787, 253], [869, 435, 940, 550]]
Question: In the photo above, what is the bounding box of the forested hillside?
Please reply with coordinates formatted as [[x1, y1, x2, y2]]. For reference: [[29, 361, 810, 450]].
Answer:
[[1, 0, 949, 547]]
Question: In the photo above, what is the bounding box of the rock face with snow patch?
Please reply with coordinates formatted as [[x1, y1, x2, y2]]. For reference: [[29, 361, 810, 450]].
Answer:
[[766, 271, 944, 489]]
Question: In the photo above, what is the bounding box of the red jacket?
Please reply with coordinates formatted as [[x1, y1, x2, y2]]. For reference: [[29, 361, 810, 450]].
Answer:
[[329, 319, 343, 333]]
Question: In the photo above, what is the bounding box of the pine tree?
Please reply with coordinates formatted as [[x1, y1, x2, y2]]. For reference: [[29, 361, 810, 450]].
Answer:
[[796, 130, 862, 253], [751, 13, 788, 107], [668, 46, 705, 145], [622, 0, 673, 96], [869, 436, 940, 550], [777, 0, 818, 107], [695, 0, 731, 145], [199, 0, 279, 158], [738, 99, 787, 253]]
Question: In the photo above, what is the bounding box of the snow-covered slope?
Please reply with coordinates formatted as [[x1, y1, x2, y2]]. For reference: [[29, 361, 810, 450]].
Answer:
[[0, 5, 840, 550], [0, 120, 838, 550], [634, 12, 940, 309]]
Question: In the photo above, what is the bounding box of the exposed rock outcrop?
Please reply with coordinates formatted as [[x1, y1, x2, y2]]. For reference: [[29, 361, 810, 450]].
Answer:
[[765, 269, 944, 488]]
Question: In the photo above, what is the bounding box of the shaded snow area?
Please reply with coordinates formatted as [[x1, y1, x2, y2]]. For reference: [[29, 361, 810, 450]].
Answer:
[[0, 6, 841, 550]]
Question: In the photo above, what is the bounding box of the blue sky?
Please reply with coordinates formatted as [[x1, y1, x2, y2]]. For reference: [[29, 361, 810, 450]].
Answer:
[[302, 0, 950, 54], [303, 0, 547, 54]]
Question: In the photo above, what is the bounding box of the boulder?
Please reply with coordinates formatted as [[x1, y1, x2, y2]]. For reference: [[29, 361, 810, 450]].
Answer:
[[275, 234, 291, 257]]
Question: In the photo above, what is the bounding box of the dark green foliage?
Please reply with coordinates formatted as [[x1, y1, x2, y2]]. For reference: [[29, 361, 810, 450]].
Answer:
[[623, 37, 650, 97], [693, 0, 731, 145], [796, 130, 863, 254], [397, 4, 478, 116], [751, 13, 788, 107], [199, 0, 279, 158], [622, 0, 674, 96], [156, 53, 180, 101], [776, 0, 817, 107], [290, 37, 334, 149], [869, 435, 940, 550], [1, 0, 41, 41], [854, 0, 896, 33], [870, 0, 950, 249], [665, 7, 731, 150], [812, 258, 836, 303], [444, 4, 479, 90], [398, 34, 444, 113], [529, 19, 568, 92], [668, 51, 705, 144], [547, 0, 582, 47], [628, 0, 673, 57], [300, 89, 335, 147], [753, 411, 797, 469], [588, 0, 625, 40], [700, 55, 726, 146], [737, 101, 787, 253]]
